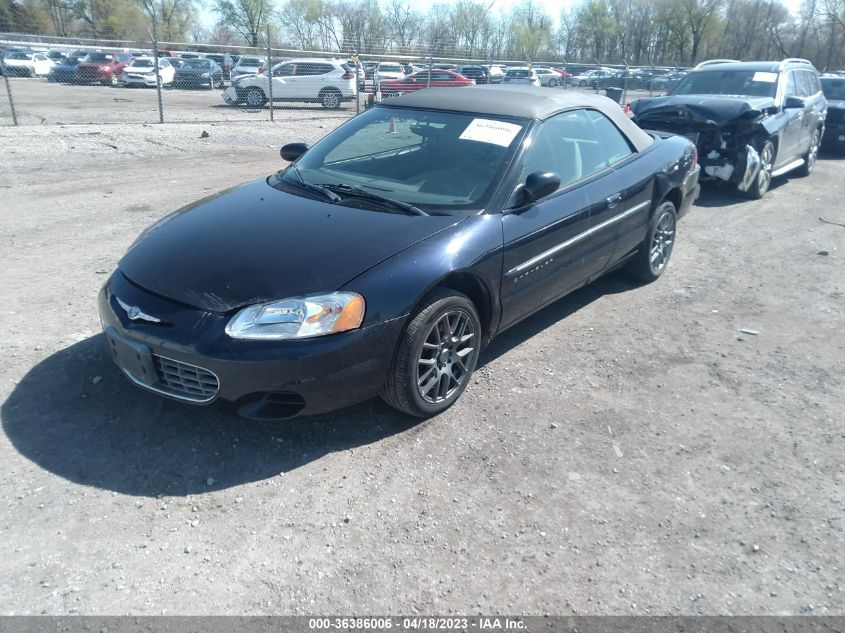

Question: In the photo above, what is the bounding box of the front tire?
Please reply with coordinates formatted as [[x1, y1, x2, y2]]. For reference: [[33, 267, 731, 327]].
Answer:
[[382, 289, 481, 417], [627, 201, 677, 282], [244, 87, 267, 107], [745, 140, 774, 199], [797, 129, 820, 177]]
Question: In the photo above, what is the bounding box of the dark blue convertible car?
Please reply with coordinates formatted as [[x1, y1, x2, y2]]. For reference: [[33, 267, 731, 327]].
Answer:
[[99, 86, 700, 419]]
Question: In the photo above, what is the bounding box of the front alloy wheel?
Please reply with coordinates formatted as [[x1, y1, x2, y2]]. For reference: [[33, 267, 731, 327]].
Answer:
[[746, 141, 774, 199], [244, 87, 267, 107], [320, 89, 341, 108], [382, 289, 481, 417]]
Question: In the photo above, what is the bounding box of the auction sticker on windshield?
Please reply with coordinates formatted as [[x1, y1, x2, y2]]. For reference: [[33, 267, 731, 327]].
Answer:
[[459, 118, 522, 147], [752, 72, 778, 83]]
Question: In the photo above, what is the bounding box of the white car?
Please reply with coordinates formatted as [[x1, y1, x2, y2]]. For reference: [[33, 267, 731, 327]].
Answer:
[[3, 51, 54, 77], [223, 58, 356, 108], [533, 67, 564, 87], [119, 57, 175, 87], [231, 55, 262, 79], [571, 69, 615, 87], [502, 67, 541, 87], [375, 62, 405, 84]]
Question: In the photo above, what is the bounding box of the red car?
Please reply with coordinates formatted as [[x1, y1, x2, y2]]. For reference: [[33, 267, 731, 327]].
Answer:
[[75, 51, 133, 86], [379, 69, 474, 97]]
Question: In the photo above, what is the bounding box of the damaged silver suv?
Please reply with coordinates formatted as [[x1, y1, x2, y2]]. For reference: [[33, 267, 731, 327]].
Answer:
[[631, 59, 826, 199]]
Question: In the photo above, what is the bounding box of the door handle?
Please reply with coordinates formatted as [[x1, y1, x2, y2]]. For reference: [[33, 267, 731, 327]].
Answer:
[[606, 193, 622, 208]]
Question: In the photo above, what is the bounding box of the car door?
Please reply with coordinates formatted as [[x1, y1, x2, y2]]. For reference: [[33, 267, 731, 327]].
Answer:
[[499, 113, 595, 330], [798, 70, 823, 153], [271, 62, 297, 98], [570, 109, 652, 272], [779, 70, 805, 163], [294, 61, 323, 98]]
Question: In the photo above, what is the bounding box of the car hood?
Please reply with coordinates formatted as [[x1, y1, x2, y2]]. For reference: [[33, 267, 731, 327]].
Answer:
[[119, 178, 466, 313], [175, 67, 209, 75], [631, 94, 776, 126]]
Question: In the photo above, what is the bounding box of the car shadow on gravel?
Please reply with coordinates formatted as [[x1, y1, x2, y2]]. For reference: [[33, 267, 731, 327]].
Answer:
[[479, 269, 642, 368], [1, 334, 417, 497], [694, 178, 789, 208]]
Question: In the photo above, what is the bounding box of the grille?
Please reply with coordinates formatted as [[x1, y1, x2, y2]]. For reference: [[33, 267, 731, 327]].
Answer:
[[153, 355, 219, 402]]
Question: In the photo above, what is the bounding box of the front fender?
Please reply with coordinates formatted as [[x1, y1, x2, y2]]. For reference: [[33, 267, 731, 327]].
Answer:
[[341, 214, 505, 336]]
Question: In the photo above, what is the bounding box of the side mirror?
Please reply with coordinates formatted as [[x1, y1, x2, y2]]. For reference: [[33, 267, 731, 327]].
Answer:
[[784, 96, 805, 109], [280, 142, 309, 162], [523, 171, 561, 203]]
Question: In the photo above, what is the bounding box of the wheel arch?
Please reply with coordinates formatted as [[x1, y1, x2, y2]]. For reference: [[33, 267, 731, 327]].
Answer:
[[428, 271, 495, 348]]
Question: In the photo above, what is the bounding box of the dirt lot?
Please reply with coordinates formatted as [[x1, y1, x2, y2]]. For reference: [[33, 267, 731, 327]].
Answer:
[[0, 119, 842, 616]]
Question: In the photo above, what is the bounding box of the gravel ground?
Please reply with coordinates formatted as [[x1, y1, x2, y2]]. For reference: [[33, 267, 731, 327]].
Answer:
[[0, 119, 843, 616]]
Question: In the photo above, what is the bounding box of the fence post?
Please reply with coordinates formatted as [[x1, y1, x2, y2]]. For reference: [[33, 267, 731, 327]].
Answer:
[[266, 26, 274, 123], [427, 52, 432, 89], [151, 13, 164, 124], [0, 56, 18, 126]]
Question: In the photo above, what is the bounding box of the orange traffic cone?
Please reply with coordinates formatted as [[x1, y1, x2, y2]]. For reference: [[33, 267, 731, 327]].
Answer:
[[387, 117, 397, 133]]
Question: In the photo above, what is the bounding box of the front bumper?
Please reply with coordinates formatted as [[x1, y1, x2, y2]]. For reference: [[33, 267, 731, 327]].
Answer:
[[174, 75, 214, 88], [122, 74, 158, 86], [98, 273, 405, 419], [76, 68, 109, 82]]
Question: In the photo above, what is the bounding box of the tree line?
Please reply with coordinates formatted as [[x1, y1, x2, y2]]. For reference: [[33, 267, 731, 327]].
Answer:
[[2, 0, 844, 70]]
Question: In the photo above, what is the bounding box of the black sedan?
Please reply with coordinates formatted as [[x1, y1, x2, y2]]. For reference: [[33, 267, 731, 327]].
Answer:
[[172, 58, 222, 89], [99, 86, 700, 420]]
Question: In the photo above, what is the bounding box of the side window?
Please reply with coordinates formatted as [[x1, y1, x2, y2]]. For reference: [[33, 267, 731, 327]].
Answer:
[[522, 109, 634, 189], [296, 63, 318, 76], [274, 63, 294, 77], [315, 63, 333, 75], [431, 72, 453, 81], [803, 70, 820, 95], [785, 71, 798, 97], [796, 71, 812, 97]]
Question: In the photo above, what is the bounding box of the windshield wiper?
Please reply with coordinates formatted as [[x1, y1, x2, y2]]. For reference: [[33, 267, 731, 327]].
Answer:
[[317, 183, 427, 216], [284, 163, 341, 203]]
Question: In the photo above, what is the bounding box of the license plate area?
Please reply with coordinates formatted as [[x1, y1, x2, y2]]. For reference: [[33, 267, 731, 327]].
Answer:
[[104, 326, 157, 386]]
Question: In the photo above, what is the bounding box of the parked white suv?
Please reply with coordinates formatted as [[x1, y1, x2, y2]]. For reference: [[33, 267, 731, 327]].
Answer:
[[223, 58, 356, 108]]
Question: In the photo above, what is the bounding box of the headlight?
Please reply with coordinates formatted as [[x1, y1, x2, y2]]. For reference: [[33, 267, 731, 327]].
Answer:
[[225, 292, 365, 340], [201, 72, 210, 77]]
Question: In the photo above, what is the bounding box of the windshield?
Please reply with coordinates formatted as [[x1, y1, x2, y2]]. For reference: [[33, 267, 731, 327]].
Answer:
[[672, 69, 778, 97], [821, 78, 845, 100], [5, 52, 29, 60], [130, 59, 155, 68], [184, 59, 211, 69], [84, 53, 111, 63], [506, 70, 530, 78], [239, 57, 260, 65], [278, 107, 527, 213], [379, 64, 402, 72]]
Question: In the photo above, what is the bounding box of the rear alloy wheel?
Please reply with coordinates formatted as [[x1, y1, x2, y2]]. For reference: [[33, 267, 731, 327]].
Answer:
[[745, 140, 774, 199], [320, 88, 342, 108], [797, 129, 820, 177], [548, 78, 558, 87], [244, 87, 267, 107], [627, 201, 677, 282], [382, 289, 481, 417]]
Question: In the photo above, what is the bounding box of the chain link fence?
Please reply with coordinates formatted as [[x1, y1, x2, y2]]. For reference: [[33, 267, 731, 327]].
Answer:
[[1, 30, 673, 127]]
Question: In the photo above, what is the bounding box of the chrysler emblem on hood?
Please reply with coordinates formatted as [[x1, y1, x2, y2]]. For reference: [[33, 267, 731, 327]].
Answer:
[[115, 297, 161, 323]]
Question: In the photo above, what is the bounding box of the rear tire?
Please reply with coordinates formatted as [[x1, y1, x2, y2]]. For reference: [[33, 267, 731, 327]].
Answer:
[[320, 88, 342, 108], [244, 87, 267, 107], [381, 289, 481, 418], [796, 129, 820, 177], [627, 201, 677, 282]]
